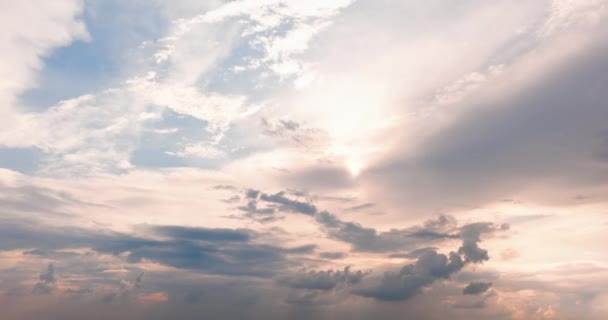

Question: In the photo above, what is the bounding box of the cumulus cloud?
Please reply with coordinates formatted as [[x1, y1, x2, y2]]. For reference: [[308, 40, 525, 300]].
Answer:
[[355, 250, 465, 301], [350, 220, 505, 301], [458, 223, 506, 263]]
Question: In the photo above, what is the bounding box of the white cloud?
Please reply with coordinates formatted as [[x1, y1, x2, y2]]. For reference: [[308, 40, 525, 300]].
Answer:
[[540, 0, 608, 36], [166, 143, 225, 159], [0, 0, 88, 122]]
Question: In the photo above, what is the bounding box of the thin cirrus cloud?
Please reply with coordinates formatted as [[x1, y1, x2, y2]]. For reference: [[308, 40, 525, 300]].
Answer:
[[1, 0, 608, 319]]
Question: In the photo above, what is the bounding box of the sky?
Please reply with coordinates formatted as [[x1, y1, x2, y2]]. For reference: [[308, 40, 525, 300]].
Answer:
[[1, 0, 608, 319]]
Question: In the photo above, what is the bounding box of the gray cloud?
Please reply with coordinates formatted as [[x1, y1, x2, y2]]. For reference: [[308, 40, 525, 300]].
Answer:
[[237, 199, 280, 223], [237, 189, 318, 222], [0, 183, 107, 218], [32, 263, 56, 295], [318, 252, 347, 260], [211, 185, 237, 190], [350, 220, 505, 301], [246, 189, 260, 199], [453, 299, 487, 309], [259, 191, 318, 215], [355, 250, 464, 301], [315, 212, 459, 252], [344, 203, 375, 212], [150, 225, 253, 242], [463, 281, 492, 295], [0, 218, 311, 278], [283, 244, 317, 255], [458, 222, 508, 263], [368, 33, 608, 211], [389, 247, 438, 259], [278, 266, 369, 291], [261, 118, 300, 136]]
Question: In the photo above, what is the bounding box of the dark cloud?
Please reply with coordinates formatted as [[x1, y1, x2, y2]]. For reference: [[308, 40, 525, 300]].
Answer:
[[463, 281, 492, 295], [259, 191, 318, 215], [315, 212, 458, 252], [344, 203, 375, 212], [351, 219, 505, 301], [318, 252, 347, 260], [23, 249, 80, 259], [32, 263, 56, 295], [112, 241, 292, 277], [0, 218, 310, 278], [355, 250, 464, 301], [237, 199, 279, 223], [237, 189, 318, 222], [278, 266, 369, 291], [134, 272, 144, 289], [458, 223, 508, 263], [211, 185, 237, 190], [115, 272, 145, 292], [246, 189, 260, 199]]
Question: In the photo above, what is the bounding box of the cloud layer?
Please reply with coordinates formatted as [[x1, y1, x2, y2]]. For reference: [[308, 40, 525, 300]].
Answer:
[[2, 0, 608, 319]]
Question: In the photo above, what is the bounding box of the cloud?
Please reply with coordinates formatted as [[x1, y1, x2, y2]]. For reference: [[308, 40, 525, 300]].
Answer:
[[350, 220, 505, 301], [237, 189, 318, 222], [344, 203, 375, 212], [3, 1, 608, 319], [355, 250, 465, 301], [32, 263, 56, 295], [151, 225, 253, 242], [237, 199, 279, 223], [0, 0, 88, 120], [0, 218, 311, 278], [315, 212, 459, 252], [0, 180, 108, 217], [366, 12, 608, 211], [463, 281, 492, 295], [278, 266, 369, 291], [261, 118, 300, 136], [245, 189, 261, 199], [120, 272, 145, 291], [458, 223, 507, 263], [389, 247, 438, 259], [259, 191, 318, 215], [318, 252, 347, 260], [453, 299, 487, 309]]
